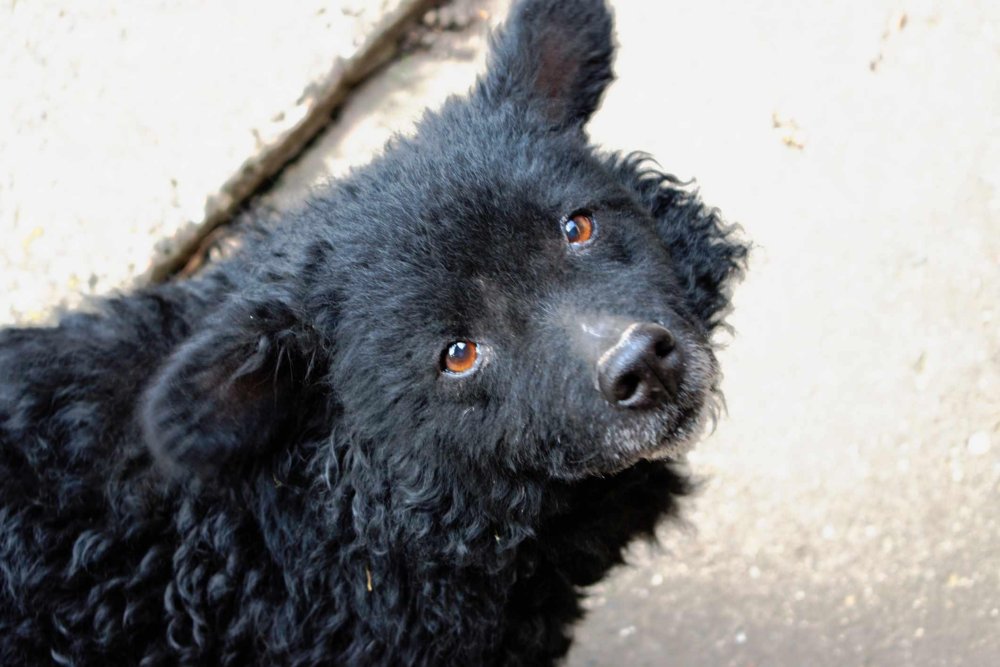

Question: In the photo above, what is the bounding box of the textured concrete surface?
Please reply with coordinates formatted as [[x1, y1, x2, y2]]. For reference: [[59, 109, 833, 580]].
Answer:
[[261, 0, 494, 211], [0, 0, 429, 325], [2, 1, 998, 665]]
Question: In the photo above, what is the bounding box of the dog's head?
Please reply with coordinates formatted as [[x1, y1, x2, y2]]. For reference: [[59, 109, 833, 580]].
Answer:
[[142, 0, 746, 486]]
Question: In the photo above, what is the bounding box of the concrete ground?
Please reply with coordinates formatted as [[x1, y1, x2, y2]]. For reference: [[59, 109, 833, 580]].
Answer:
[[0, 0, 429, 324], [2, 1, 998, 665]]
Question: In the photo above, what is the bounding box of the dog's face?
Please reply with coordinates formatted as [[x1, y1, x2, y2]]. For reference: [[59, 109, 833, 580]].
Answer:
[[328, 128, 718, 481], [142, 0, 745, 485], [320, 0, 731, 482]]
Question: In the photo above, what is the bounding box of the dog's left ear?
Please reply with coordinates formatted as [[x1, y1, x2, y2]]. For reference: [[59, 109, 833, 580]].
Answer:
[[140, 295, 321, 478], [478, 0, 615, 129]]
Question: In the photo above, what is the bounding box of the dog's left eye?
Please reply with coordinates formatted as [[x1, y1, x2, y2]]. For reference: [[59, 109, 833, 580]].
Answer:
[[442, 341, 479, 375], [563, 212, 595, 245]]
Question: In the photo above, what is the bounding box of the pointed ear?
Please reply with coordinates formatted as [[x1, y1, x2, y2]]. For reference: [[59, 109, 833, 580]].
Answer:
[[141, 296, 321, 477], [478, 0, 615, 129]]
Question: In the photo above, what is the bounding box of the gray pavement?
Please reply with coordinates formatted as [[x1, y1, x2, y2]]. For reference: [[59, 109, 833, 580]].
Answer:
[[0, 0, 429, 324], [2, 1, 998, 665]]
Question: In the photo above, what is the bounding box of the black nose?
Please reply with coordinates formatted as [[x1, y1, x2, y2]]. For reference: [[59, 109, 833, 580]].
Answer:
[[597, 323, 684, 409]]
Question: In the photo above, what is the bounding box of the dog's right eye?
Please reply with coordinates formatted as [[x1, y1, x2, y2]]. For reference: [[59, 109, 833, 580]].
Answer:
[[442, 341, 479, 375], [563, 212, 595, 245]]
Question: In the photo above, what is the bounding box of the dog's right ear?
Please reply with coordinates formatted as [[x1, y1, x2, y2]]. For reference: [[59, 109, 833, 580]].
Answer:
[[141, 295, 322, 478], [477, 0, 615, 129]]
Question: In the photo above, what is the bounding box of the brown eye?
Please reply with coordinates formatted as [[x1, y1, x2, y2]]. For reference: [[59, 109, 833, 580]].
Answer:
[[563, 212, 595, 244], [443, 340, 479, 374]]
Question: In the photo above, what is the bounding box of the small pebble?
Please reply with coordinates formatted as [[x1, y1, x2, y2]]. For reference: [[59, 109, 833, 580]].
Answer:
[[437, 6, 455, 28], [967, 431, 991, 456]]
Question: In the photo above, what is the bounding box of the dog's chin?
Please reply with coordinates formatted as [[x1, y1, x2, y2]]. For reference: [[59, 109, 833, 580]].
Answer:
[[636, 404, 709, 462], [584, 398, 714, 477]]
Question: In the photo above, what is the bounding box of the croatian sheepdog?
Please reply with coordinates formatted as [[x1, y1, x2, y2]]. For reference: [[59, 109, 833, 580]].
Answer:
[[0, 0, 746, 664]]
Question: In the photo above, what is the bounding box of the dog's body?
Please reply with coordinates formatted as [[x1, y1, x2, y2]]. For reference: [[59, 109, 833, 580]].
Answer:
[[0, 1, 746, 664]]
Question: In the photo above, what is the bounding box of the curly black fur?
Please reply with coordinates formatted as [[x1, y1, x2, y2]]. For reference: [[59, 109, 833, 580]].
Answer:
[[0, 1, 747, 664]]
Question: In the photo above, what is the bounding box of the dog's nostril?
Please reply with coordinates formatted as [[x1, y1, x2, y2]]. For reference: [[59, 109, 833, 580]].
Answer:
[[613, 372, 640, 403], [653, 332, 675, 359]]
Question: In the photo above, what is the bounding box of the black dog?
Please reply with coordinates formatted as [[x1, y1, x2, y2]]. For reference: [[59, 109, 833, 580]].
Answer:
[[0, 0, 746, 664]]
